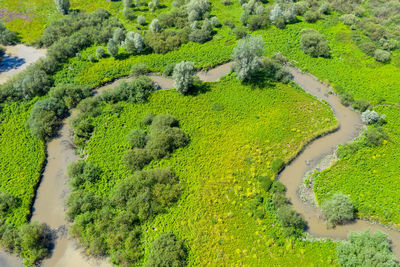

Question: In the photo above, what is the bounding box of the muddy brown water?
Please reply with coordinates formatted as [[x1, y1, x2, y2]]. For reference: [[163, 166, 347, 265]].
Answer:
[[2, 61, 399, 265], [280, 67, 400, 258]]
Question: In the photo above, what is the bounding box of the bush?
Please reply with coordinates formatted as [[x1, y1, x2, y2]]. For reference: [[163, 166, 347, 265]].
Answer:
[[123, 32, 146, 54], [103, 76, 154, 103], [336, 142, 362, 160], [231, 35, 264, 81], [54, 0, 70, 15], [124, 148, 152, 171], [107, 39, 118, 58], [17, 223, 51, 266], [276, 206, 306, 237], [146, 127, 189, 158], [0, 22, 18, 45], [163, 64, 176, 77], [271, 158, 284, 172], [145, 30, 188, 54], [321, 193, 354, 227], [137, 15, 146, 25], [49, 84, 91, 109], [340, 14, 359, 26], [0, 192, 18, 216], [340, 92, 354, 107], [304, 10, 320, 23], [269, 4, 283, 24], [318, 2, 331, 15], [130, 63, 149, 77], [145, 233, 187, 267], [142, 113, 155, 125], [361, 110, 385, 125], [189, 29, 212, 43], [173, 61, 195, 94], [233, 26, 248, 39], [67, 160, 101, 190], [150, 114, 179, 130], [88, 54, 96, 62], [127, 129, 148, 148], [210, 17, 221, 28], [374, 49, 391, 62], [300, 29, 330, 58], [96, 47, 105, 58], [113, 28, 125, 45], [295, 1, 309, 16], [283, 4, 297, 24], [13, 67, 52, 100], [149, 19, 162, 33], [352, 99, 370, 112], [248, 15, 269, 31], [224, 19, 235, 29], [337, 230, 398, 266], [28, 97, 67, 140], [363, 127, 388, 146]]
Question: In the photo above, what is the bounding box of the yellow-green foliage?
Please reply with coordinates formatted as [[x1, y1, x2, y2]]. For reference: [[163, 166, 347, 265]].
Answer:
[[0, 101, 45, 225], [84, 77, 338, 265], [314, 106, 400, 228]]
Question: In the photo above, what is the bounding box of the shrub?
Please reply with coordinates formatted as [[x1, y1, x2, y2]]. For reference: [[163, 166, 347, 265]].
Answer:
[[142, 113, 155, 125], [300, 29, 330, 58], [137, 15, 146, 25], [340, 92, 354, 107], [96, 47, 105, 58], [88, 54, 96, 62], [271, 158, 284, 172], [113, 28, 125, 45], [352, 99, 370, 112], [104, 76, 154, 103], [361, 110, 385, 125], [28, 97, 67, 139], [150, 114, 179, 130], [173, 61, 195, 94], [248, 15, 269, 31], [318, 2, 331, 15], [295, 1, 309, 16], [163, 64, 176, 77], [210, 17, 221, 28], [127, 129, 148, 148], [374, 49, 391, 62], [0, 192, 18, 216], [149, 19, 162, 33], [123, 32, 146, 54], [276, 206, 306, 237], [233, 26, 248, 39], [145, 30, 188, 54], [336, 142, 362, 160], [107, 39, 118, 58], [130, 63, 149, 77], [269, 180, 286, 194], [271, 192, 289, 208], [231, 35, 264, 81], [54, 0, 70, 15], [189, 29, 212, 43], [49, 84, 91, 109], [187, 0, 211, 22], [321, 193, 354, 227], [269, 4, 283, 24], [224, 19, 235, 29], [340, 14, 359, 26], [145, 233, 187, 267], [68, 160, 101, 190], [13, 67, 51, 100], [283, 4, 297, 24], [124, 148, 152, 171], [0, 22, 18, 45], [337, 230, 398, 266], [146, 127, 189, 158], [17, 223, 51, 266], [304, 10, 320, 23], [363, 127, 388, 146]]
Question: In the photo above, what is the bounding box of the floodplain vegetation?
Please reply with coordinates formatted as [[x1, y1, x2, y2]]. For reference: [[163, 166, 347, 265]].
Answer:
[[0, 0, 399, 265]]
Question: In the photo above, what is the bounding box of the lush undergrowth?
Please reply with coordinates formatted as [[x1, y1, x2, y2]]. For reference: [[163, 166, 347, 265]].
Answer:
[[314, 105, 400, 228], [0, 101, 45, 226], [82, 76, 338, 265]]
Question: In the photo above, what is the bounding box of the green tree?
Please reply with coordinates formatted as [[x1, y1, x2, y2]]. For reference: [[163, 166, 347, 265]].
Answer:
[[321, 192, 354, 227], [145, 233, 187, 267], [107, 39, 118, 58], [172, 61, 195, 94], [231, 35, 264, 81], [337, 230, 398, 266], [54, 0, 70, 15]]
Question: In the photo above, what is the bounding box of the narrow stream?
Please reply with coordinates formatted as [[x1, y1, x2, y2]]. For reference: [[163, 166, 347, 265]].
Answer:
[[279, 67, 400, 258], [2, 60, 399, 265]]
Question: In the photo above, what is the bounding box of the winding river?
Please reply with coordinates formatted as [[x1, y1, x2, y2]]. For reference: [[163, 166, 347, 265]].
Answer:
[[1, 56, 399, 265]]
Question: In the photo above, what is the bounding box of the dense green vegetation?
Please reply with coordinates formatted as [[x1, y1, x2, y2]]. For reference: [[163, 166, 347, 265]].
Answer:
[[337, 230, 398, 266], [1, 0, 400, 265], [73, 76, 338, 265]]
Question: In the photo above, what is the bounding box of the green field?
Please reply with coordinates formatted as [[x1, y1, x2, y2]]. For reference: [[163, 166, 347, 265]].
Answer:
[[0, 101, 45, 226], [80, 76, 338, 265], [314, 105, 400, 228]]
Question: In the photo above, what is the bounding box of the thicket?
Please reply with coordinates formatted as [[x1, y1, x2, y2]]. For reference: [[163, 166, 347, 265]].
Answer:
[[337, 230, 398, 266], [321, 193, 354, 227], [124, 114, 189, 171], [0, 22, 18, 45], [300, 29, 330, 58], [0, 219, 51, 266], [145, 233, 187, 267], [67, 164, 182, 265], [265, 181, 306, 237]]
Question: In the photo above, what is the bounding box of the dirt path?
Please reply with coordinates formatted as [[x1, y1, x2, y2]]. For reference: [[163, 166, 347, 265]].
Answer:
[[279, 67, 400, 258], [0, 44, 46, 85]]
